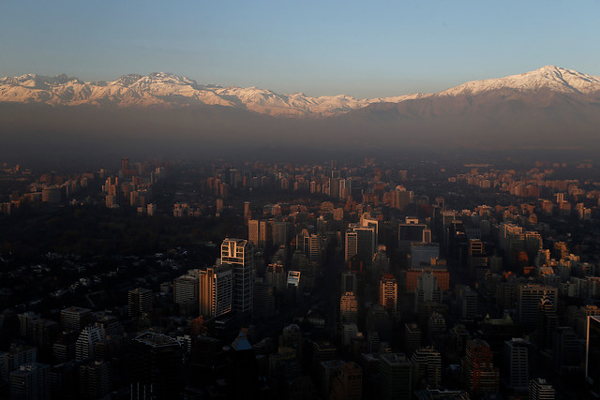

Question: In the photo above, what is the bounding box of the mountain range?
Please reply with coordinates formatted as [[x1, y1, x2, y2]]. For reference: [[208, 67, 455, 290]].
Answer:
[[1, 66, 600, 166]]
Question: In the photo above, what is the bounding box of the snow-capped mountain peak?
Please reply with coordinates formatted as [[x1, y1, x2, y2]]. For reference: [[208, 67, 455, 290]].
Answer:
[[438, 66, 600, 97], [1, 66, 600, 117]]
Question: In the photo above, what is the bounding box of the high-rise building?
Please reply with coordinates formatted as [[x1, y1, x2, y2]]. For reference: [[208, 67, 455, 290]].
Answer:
[[462, 339, 499, 396], [587, 316, 600, 395], [398, 217, 430, 252], [10, 363, 50, 400], [79, 360, 111, 399], [411, 347, 441, 388], [552, 327, 581, 373], [259, 220, 271, 248], [405, 323, 422, 357], [221, 238, 254, 314], [340, 292, 358, 325], [198, 265, 233, 318], [60, 307, 93, 333], [379, 353, 412, 400], [330, 362, 362, 400], [345, 224, 376, 266], [266, 263, 287, 293], [537, 293, 559, 351], [379, 274, 398, 315], [341, 271, 358, 295], [517, 285, 557, 327], [130, 332, 184, 399], [415, 272, 442, 313], [174, 271, 200, 316], [457, 285, 478, 320], [75, 326, 102, 361], [254, 278, 275, 318], [128, 288, 152, 318], [529, 378, 555, 400], [502, 338, 529, 392]]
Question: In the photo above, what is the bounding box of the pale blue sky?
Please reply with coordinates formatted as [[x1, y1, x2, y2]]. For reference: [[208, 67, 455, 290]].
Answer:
[[1, 0, 599, 98]]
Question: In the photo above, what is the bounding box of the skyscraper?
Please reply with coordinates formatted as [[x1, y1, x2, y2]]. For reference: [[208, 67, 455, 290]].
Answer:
[[128, 288, 152, 318], [198, 265, 233, 318], [345, 224, 376, 267], [130, 332, 184, 399], [518, 285, 557, 328], [60, 307, 93, 333], [221, 238, 255, 314], [502, 338, 529, 393], [9, 363, 50, 400], [379, 353, 412, 400], [330, 362, 362, 400], [174, 271, 200, 316], [529, 378, 555, 400], [587, 316, 600, 395], [411, 347, 441, 388], [75, 326, 102, 361], [378, 274, 398, 315], [462, 339, 499, 396], [537, 293, 559, 351]]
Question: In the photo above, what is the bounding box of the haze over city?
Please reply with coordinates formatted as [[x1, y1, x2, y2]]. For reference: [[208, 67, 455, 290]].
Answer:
[[3, 2, 600, 400]]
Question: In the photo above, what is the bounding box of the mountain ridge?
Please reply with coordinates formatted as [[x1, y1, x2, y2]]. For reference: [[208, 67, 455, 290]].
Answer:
[[2, 66, 598, 118]]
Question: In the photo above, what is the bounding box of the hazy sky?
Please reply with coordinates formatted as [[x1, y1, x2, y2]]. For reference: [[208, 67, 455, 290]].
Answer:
[[1, 0, 599, 98]]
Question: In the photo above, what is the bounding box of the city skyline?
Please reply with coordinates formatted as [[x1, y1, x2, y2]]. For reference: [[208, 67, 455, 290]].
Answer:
[[1, 1, 599, 98]]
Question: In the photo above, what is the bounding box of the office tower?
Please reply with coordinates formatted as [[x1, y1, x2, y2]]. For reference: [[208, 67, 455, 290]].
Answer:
[[378, 274, 398, 315], [94, 314, 123, 340], [405, 323, 422, 357], [307, 234, 322, 264], [411, 242, 440, 268], [221, 238, 254, 314], [75, 326, 102, 361], [130, 332, 184, 399], [529, 378, 555, 400], [462, 339, 499, 396], [312, 340, 337, 367], [271, 221, 289, 246], [318, 360, 345, 399], [60, 307, 93, 333], [280, 324, 303, 359], [398, 217, 430, 252], [406, 266, 449, 292], [248, 219, 260, 246], [587, 316, 600, 395], [379, 353, 412, 400], [518, 285, 557, 327], [411, 348, 441, 388], [174, 271, 200, 316], [552, 327, 581, 373], [457, 285, 478, 320], [373, 246, 391, 273], [415, 272, 442, 313], [10, 363, 50, 400], [128, 288, 152, 318], [198, 265, 233, 318], [266, 263, 287, 293], [244, 202, 251, 222], [248, 219, 273, 248], [340, 292, 358, 325], [537, 293, 559, 351], [341, 271, 358, 295], [79, 360, 111, 399], [330, 362, 362, 400], [502, 338, 529, 392], [254, 278, 275, 318], [345, 224, 376, 266]]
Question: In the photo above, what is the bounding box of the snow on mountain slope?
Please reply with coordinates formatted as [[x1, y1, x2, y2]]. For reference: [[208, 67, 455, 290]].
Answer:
[[1, 66, 599, 117], [436, 66, 600, 97]]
